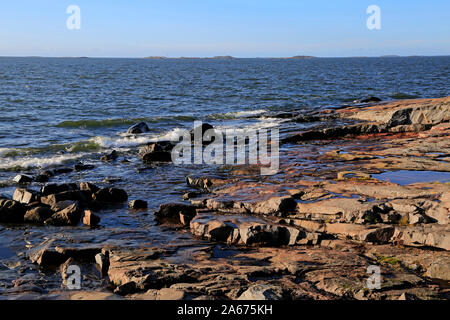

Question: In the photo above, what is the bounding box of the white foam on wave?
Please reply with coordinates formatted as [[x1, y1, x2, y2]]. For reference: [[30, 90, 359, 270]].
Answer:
[[223, 109, 267, 118], [0, 148, 10, 157], [92, 127, 189, 149], [0, 153, 86, 170]]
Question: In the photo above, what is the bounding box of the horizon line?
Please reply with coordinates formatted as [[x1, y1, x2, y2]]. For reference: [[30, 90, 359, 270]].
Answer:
[[1, 54, 450, 60]]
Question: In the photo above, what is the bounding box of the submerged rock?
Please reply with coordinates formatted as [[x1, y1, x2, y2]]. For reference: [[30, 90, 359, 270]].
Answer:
[[360, 97, 382, 103], [127, 122, 150, 134], [129, 200, 148, 209], [101, 150, 118, 162], [154, 203, 197, 224], [74, 163, 95, 171]]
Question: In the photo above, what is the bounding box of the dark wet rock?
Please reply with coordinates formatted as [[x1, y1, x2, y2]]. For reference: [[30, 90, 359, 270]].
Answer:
[[34, 174, 49, 183], [74, 163, 95, 171], [79, 182, 100, 194], [41, 183, 78, 196], [190, 123, 215, 143], [186, 176, 229, 191], [55, 246, 102, 262], [29, 246, 67, 267], [154, 203, 197, 224], [293, 114, 330, 123], [179, 212, 195, 226], [101, 150, 118, 162], [239, 223, 304, 246], [40, 170, 55, 177], [139, 141, 175, 164], [92, 188, 128, 203], [182, 191, 203, 200], [127, 121, 150, 134], [142, 151, 172, 163], [360, 97, 382, 103], [13, 174, 33, 184], [114, 282, 138, 295], [95, 253, 110, 276], [12, 188, 39, 205], [0, 199, 25, 223], [41, 190, 87, 207], [24, 206, 54, 223], [51, 200, 77, 212], [139, 141, 176, 157], [129, 200, 148, 209], [44, 203, 82, 226], [82, 210, 101, 226], [53, 167, 73, 175]]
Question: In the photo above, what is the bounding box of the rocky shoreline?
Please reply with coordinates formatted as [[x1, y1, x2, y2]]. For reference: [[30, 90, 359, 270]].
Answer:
[[0, 97, 449, 300]]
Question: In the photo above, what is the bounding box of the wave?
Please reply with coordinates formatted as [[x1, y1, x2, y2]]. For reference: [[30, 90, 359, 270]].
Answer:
[[54, 110, 268, 129], [55, 115, 198, 128], [0, 153, 86, 171], [0, 141, 102, 158], [390, 93, 419, 100], [209, 109, 267, 120]]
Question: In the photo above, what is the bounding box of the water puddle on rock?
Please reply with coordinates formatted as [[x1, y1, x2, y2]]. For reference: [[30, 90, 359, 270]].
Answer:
[[372, 170, 450, 185]]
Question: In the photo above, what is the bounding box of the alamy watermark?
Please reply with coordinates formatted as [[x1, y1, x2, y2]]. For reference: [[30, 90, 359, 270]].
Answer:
[[366, 265, 381, 290], [66, 5, 81, 30], [366, 5, 381, 30], [65, 265, 81, 290]]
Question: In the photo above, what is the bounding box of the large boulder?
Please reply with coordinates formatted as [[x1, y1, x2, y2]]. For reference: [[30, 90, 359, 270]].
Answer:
[[82, 210, 101, 226], [92, 188, 128, 203], [190, 123, 215, 145], [0, 199, 25, 223], [79, 182, 100, 194], [24, 206, 54, 224], [392, 224, 450, 250], [139, 141, 175, 164], [247, 196, 297, 217], [12, 188, 38, 204], [127, 122, 150, 134], [44, 203, 82, 226], [41, 190, 87, 207], [41, 183, 78, 196], [129, 200, 148, 209], [154, 203, 197, 224]]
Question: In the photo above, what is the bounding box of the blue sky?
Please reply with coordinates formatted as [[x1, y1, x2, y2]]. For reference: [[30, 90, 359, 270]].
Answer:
[[0, 0, 449, 57]]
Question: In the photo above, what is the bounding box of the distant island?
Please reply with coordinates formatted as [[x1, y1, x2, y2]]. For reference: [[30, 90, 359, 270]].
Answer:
[[286, 55, 316, 59], [144, 55, 236, 60]]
